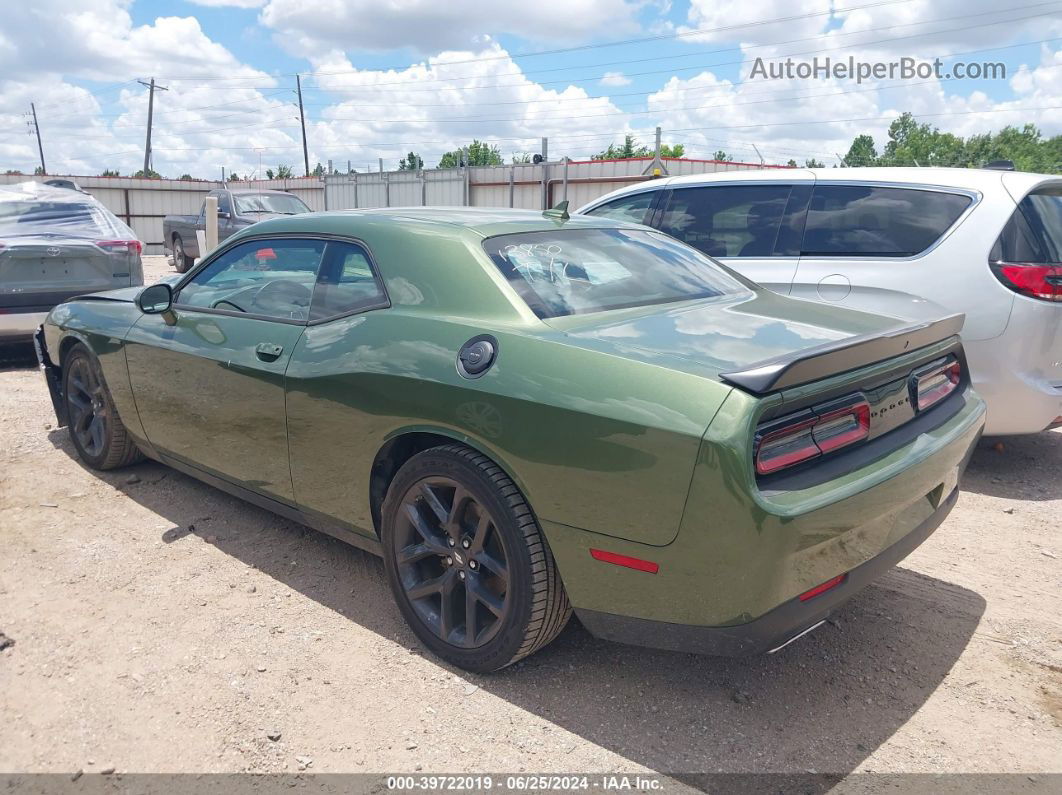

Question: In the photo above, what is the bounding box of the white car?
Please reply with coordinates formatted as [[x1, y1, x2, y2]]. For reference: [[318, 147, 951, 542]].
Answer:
[[579, 166, 1062, 436]]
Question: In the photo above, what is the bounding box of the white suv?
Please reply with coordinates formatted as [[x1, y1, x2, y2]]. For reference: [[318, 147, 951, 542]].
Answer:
[[579, 167, 1062, 436]]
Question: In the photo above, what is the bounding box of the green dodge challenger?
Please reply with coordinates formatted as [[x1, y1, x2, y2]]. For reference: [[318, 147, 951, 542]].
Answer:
[[34, 206, 985, 672]]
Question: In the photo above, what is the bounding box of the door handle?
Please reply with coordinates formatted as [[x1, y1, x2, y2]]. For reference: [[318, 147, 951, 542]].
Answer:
[[255, 342, 284, 361]]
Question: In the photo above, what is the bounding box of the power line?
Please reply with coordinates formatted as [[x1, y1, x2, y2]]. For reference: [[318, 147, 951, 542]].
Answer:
[[152, 0, 922, 82], [21, 32, 1060, 145]]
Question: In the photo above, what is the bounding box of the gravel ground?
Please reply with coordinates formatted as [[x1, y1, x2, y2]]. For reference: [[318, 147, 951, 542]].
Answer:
[[0, 256, 1059, 783]]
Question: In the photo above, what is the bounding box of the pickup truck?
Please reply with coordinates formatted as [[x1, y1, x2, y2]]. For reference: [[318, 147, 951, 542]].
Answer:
[[162, 188, 312, 272]]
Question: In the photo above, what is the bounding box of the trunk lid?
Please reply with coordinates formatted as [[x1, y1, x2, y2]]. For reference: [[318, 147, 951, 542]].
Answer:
[[545, 290, 913, 383], [0, 237, 133, 310]]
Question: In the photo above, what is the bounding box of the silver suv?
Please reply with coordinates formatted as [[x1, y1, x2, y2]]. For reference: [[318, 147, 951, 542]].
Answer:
[[0, 182, 143, 342]]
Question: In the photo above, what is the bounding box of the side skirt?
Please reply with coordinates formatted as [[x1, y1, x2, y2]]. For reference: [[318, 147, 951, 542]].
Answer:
[[157, 452, 383, 558]]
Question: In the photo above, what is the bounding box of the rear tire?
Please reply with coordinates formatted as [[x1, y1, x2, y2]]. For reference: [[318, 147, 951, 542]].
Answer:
[[172, 235, 193, 273], [62, 344, 144, 470], [381, 444, 571, 673]]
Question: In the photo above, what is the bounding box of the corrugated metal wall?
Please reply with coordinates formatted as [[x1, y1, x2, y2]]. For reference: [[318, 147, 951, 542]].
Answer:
[[2, 158, 787, 253]]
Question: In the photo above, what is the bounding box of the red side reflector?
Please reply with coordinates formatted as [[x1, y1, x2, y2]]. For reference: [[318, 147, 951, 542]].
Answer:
[[590, 548, 660, 574], [798, 573, 847, 602]]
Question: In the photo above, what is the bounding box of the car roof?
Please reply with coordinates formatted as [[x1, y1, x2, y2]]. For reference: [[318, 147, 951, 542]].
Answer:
[[580, 166, 1062, 209], [225, 188, 301, 197], [249, 206, 648, 238]]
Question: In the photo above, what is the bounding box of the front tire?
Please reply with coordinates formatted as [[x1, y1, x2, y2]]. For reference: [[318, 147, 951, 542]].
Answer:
[[172, 235, 193, 273], [381, 445, 571, 672], [62, 345, 143, 470]]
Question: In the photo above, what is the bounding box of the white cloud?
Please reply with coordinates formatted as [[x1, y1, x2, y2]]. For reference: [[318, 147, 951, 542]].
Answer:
[[0, 0, 1057, 178], [258, 0, 643, 55], [600, 71, 632, 86], [302, 45, 633, 167], [188, 0, 265, 7]]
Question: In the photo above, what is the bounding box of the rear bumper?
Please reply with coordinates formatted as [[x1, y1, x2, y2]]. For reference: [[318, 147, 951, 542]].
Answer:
[[0, 310, 49, 341], [576, 487, 957, 656]]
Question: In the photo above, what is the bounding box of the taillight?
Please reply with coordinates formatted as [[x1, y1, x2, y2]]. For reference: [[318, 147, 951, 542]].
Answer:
[[910, 357, 961, 412], [755, 395, 870, 475], [990, 261, 1062, 302], [96, 240, 142, 255]]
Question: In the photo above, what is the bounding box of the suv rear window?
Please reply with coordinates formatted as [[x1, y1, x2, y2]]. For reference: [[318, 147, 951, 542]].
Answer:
[[483, 228, 749, 318], [990, 186, 1062, 264], [802, 186, 971, 257]]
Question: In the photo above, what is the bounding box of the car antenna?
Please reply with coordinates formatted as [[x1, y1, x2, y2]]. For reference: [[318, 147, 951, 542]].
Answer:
[[543, 200, 570, 221]]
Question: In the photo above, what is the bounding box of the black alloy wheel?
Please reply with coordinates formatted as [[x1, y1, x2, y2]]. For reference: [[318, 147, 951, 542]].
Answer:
[[62, 345, 143, 470], [381, 445, 571, 672], [395, 475, 512, 648]]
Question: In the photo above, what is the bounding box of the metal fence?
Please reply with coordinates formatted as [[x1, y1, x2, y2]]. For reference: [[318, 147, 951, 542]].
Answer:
[[2, 157, 786, 254]]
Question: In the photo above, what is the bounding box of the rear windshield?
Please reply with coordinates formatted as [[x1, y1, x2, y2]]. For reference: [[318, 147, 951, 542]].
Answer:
[[991, 186, 1062, 264], [0, 199, 123, 239], [233, 193, 310, 215], [483, 228, 749, 318]]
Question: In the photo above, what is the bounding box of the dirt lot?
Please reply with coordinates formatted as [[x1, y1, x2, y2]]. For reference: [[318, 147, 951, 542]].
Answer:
[[1, 256, 1060, 783]]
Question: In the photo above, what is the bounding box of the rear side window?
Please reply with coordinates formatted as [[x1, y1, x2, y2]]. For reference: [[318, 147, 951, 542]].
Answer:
[[309, 241, 388, 321], [802, 186, 971, 257], [584, 192, 655, 225], [990, 186, 1062, 264], [655, 185, 791, 258]]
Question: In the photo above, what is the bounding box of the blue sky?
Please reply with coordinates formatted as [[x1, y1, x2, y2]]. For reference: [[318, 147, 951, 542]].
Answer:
[[1, 0, 1059, 176]]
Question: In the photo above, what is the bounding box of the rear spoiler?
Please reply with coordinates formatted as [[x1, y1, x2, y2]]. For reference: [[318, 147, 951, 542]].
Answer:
[[719, 313, 965, 395]]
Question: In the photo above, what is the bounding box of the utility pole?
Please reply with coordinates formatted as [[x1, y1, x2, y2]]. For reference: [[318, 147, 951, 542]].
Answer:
[[29, 103, 46, 175], [137, 78, 168, 175], [296, 74, 310, 178]]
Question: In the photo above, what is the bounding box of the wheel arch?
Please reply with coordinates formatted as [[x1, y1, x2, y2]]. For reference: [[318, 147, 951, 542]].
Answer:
[[368, 426, 533, 537]]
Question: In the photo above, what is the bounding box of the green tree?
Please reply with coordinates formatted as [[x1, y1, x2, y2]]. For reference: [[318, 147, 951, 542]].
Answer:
[[265, 168, 275, 180], [274, 164, 294, 179], [133, 168, 161, 179], [100, 169, 120, 177], [511, 153, 533, 164], [786, 159, 798, 167], [712, 150, 734, 162], [879, 112, 965, 166], [438, 140, 503, 168], [34, 166, 45, 175], [593, 134, 645, 160], [226, 169, 240, 181], [399, 152, 424, 170], [179, 173, 193, 181], [838, 114, 1062, 174], [311, 162, 326, 177], [843, 134, 878, 167], [804, 158, 825, 168], [5, 169, 24, 175], [593, 135, 685, 160]]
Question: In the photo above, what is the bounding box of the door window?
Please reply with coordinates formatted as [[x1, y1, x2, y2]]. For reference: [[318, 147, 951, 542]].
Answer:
[[217, 193, 233, 216], [656, 185, 791, 258], [583, 191, 656, 225], [802, 185, 972, 257], [176, 238, 325, 321], [308, 241, 388, 321]]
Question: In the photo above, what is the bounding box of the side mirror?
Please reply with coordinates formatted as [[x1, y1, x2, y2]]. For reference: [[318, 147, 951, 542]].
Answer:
[[136, 283, 173, 314], [218, 209, 231, 219]]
